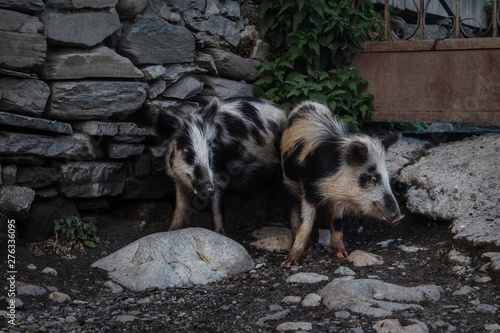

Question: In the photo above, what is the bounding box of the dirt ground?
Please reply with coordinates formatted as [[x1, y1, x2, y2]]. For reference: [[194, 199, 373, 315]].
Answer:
[[2, 192, 499, 332]]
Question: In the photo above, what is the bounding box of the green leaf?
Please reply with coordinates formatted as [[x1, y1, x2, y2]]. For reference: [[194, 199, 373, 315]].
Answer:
[[308, 40, 320, 57], [277, 1, 295, 16], [292, 8, 307, 33], [348, 81, 358, 95], [254, 76, 274, 85], [84, 241, 96, 248], [359, 103, 368, 117]]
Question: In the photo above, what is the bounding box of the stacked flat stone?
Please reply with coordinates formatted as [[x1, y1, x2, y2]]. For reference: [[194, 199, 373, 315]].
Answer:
[[0, 0, 269, 241]]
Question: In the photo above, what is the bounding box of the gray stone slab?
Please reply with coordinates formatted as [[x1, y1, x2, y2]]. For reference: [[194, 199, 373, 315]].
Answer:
[[115, 0, 147, 20], [72, 121, 118, 136], [0, 131, 101, 160], [0, 0, 44, 12], [161, 64, 207, 84], [41, 46, 143, 79], [162, 76, 203, 100], [0, 78, 50, 117], [117, 17, 195, 65], [199, 76, 254, 99], [44, 0, 117, 9], [141, 65, 167, 81], [195, 51, 218, 74], [147, 80, 166, 99], [41, 9, 120, 47], [108, 143, 145, 159], [186, 15, 241, 47], [46, 81, 146, 121], [399, 134, 500, 247], [0, 112, 72, 134], [116, 123, 149, 136], [205, 48, 260, 81], [58, 161, 127, 197], [0, 9, 47, 71]]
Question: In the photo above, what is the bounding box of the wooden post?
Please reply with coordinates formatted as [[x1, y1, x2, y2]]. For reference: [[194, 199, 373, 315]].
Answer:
[[419, 0, 425, 40], [493, 0, 498, 37], [384, 0, 389, 41]]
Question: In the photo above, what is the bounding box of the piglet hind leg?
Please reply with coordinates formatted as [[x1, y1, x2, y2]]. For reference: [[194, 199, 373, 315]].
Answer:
[[288, 202, 300, 242], [286, 200, 316, 266], [329, 213, 348, 258]]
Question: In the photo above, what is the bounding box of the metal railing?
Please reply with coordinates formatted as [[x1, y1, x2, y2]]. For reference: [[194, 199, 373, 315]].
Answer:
[[376, 0, 499, 40]]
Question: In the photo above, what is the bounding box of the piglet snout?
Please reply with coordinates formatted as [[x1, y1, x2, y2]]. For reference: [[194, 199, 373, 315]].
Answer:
[[194, 183, 216, 198], [391, 214, 405, 227]]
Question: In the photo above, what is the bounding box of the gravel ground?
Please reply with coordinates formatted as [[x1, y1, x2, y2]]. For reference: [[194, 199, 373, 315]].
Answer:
[[1, 196, 499, 332]]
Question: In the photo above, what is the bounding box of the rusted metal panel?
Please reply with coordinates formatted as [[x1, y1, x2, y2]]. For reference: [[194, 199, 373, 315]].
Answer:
[[353, 38, 500, 123], [362, 38, 500, 52]]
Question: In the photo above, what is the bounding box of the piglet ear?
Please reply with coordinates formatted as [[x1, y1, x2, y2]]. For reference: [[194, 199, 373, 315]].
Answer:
[[200, 98, 219, 125], [345, 141, 368, 166], [381, 132, 401, 150], [156, 109, 181, 140]]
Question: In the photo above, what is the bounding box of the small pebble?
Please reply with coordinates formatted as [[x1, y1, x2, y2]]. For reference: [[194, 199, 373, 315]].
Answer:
[[42, 267, 58, 276], [475, 304, 498, 314], [103, 281, 124, 294], [48, 292, 71, 303], [286, 272, 329, 284], [335, 311, 351, 319], [282, 296, 301, 304], [276, 321, 312, 331], [301, 293, 321, 307], [115, 315, 136, 323]]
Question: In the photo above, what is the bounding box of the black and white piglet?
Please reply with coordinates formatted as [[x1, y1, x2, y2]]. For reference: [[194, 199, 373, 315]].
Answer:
[[280, 101, 404, 265], [157, 97, 287, 234]]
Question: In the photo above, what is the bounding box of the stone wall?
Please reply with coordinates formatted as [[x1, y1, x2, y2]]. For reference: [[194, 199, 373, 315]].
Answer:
[[0, 0, 267, 240]]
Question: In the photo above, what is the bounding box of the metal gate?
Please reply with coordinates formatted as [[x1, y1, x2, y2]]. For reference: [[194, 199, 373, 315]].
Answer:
[[353, 0, 500, 123]]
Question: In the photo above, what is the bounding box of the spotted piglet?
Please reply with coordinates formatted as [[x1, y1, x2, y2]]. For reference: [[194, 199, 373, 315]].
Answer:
[[157, 97, 287, 234], [280, 101, 404, 266]]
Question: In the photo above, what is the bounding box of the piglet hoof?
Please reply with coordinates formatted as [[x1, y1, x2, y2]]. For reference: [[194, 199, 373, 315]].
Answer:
[[285, 252, 301, 266], [284, 260, 300, 267], [335, 249, 348, 258]]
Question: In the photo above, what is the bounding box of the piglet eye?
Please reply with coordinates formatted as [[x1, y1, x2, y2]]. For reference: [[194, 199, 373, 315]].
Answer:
[[370, 175, 380, 185]]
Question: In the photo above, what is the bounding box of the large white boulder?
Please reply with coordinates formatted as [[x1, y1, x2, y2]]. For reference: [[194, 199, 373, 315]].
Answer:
[[91, 228, 255, 291]]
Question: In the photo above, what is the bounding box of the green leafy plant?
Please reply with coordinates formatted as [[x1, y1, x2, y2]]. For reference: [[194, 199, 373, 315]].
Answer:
[[54, 216, 101, 249], [255, 0, 383, 131]]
